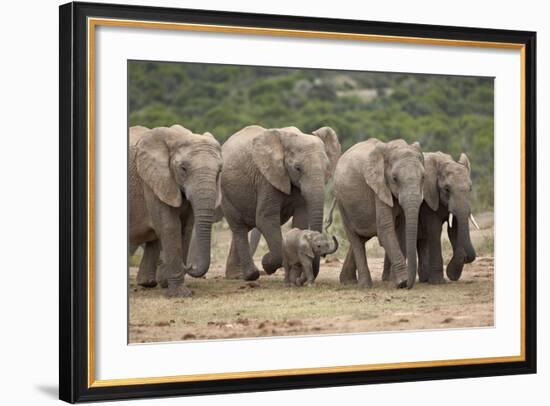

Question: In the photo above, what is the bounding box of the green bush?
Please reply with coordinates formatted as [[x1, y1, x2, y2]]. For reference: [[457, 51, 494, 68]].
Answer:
[[129, 62, 494, 211]]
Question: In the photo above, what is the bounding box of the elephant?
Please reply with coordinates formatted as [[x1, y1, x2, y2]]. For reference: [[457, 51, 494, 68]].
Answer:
[[412, 151, 478, 283], [334, 138, 425, 289], [129, 124, 222, 297], [282, 228, 339, 287], [221, 125, 341, 281]]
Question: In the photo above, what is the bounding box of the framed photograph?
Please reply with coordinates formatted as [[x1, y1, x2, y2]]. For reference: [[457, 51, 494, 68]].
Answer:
[[59, 1, 536, 403]]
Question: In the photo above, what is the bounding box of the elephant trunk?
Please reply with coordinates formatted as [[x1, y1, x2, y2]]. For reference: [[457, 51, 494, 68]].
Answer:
[[325, 236, 339, 256], [185, 177, 217, 278], [304, 181, 325, 278], [446, 210, 476, 281], [404, 202, 420, 289]]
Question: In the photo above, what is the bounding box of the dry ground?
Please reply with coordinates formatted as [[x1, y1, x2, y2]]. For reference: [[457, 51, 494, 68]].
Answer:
[[129, 212, 494, 344]]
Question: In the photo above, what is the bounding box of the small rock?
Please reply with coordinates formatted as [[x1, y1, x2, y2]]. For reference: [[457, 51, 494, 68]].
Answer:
[[182, 333, 196, 340]]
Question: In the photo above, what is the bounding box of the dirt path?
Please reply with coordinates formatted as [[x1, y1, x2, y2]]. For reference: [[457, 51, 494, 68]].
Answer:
[[129, 256, 494, 343]]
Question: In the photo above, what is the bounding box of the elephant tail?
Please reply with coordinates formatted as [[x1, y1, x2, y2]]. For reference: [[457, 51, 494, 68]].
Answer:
[[324, 197, 337, 232]]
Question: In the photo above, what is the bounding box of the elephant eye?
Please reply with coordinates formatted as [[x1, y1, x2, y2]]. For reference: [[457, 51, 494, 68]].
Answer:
[[392, 175, 398, 183], [180, 163, 188, 173], [444, 185, 451, 193], [294, 163, 303, 173]]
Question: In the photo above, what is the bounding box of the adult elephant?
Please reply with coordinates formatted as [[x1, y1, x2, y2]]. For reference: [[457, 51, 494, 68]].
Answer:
[[129, 125, 222, 297], [221, 125, 341, 281], [413, 152, 478, 283], [334, 139, 424, 289]]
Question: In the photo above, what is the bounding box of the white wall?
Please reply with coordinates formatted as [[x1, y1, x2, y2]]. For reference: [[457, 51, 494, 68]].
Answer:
[[0, 0, 545, 404]]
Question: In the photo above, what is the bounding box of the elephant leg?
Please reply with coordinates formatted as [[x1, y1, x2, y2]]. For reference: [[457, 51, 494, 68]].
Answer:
[[283, 256, 291, 286], [300, 258, 315, 287], [417, 238, 430, 283], [427, 222, 445, 284], [256, 220, 284, 275], [340, 210, 372, 288], [225, 236, 242, 279], [349, 234, 372, 288], [289, 265, 302, 286], [232, 225, 260, 281], [136, 240, 160, 288], [339, 247, 358, 284], [375, 200, 407, 288], [382, 253, 391, 281], [151, 212, 191, 297], [255, 187, 284, 274]]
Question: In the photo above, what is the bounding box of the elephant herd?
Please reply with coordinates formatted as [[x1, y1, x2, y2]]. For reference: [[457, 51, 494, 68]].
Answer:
[[129, 124, 478, 297]]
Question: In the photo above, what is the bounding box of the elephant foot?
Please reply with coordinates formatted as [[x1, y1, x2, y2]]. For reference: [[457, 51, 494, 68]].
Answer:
[[391, 264, 408, 289], [341, 278, 358, 285], [166, 283, 193, 298], [304, 281, 315, 287], [261, 252, 282, 274], [137, 274, 158, 288], [339, 268, 358, 285], [381, 272, 391, 282], [225, 270, 242, 280], [243, 267, 260, 281], [428, 272, 446, 285], [297, 274, 308, 286], [156, 267, 168, 288], [357, 274, 373, 289], [418, 267, 430, 283]]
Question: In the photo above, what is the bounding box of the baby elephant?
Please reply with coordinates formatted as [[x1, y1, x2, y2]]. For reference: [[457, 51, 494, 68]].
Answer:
[[282, 228, 339, 286]]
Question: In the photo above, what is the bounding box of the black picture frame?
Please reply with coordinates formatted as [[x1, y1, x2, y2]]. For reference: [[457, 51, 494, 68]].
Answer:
[[59, 1, 537, 403]]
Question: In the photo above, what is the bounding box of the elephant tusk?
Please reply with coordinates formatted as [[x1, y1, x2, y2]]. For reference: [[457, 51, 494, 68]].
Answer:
[[469, 213, 480, 230], [448, 213, 453, 228]]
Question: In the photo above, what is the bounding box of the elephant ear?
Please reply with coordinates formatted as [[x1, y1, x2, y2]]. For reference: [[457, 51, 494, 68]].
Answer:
[[363, 143, 393, 207], [423, 154, 440, 211], [136, 128, 183, 208], [252, 129, 291, 195], [300, 231, 316, 258], [312, 126, 341, 177], [458, 153, 471, 173]]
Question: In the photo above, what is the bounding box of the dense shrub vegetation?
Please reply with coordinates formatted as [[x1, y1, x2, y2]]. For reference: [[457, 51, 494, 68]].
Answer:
[[129, 61, 494, 211]]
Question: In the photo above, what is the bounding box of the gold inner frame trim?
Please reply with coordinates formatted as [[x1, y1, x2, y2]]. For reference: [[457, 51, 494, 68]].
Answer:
[[87, 17, 527, 388]]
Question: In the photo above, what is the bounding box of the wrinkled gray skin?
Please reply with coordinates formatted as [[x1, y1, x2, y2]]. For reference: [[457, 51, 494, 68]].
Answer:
[[409, 152, 476, 283], [282, 228, 339, 287], [129, 125, 222, 297], [221, 125, 341, 281], [334, 139, 424, 289]]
